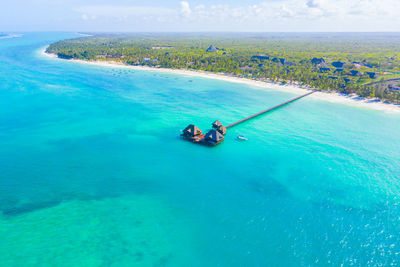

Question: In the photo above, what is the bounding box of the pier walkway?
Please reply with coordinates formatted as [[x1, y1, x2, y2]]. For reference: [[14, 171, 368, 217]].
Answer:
[[226, 91, 315, 129]]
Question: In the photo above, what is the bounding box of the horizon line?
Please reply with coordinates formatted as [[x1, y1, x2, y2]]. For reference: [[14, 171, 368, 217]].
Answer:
[[4, 30, 400, 34]]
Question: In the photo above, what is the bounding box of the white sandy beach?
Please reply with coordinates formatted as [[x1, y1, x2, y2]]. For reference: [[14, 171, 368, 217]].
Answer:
[[40, 48, 400, 114]]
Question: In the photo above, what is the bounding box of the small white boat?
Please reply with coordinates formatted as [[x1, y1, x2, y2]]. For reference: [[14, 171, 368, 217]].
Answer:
[[237, 135, 248, 141]]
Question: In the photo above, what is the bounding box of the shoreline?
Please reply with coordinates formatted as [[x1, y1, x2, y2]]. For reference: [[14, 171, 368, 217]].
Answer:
[[40, 49, 400, 114]]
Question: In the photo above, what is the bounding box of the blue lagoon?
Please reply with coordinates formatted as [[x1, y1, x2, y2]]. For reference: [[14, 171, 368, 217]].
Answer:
[[0, 33, 400, 266]]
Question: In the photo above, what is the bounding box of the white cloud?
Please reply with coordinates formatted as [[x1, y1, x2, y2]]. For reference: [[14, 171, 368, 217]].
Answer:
[[73, 0, 400, 31], [75, 5, 175, 19], [306, 0, 319, 8], [173, 0, 400, 25], [81, 13, 96, 21], [180, 1, 192, 18]]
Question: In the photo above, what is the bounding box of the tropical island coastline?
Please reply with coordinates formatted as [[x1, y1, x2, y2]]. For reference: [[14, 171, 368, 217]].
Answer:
[[41, 47, 400, 114], [45, 33, 400, 105]]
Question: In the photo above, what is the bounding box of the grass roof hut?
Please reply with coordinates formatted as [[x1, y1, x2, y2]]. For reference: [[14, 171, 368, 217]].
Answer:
[[204, 129, 224, 145], [212, 120, 227, 135], [319, 67, 331, 73], [182, 124, 202, 137], [366, 72, 378, 79], [212, 120, 223, 128], [311, 57, 325, 66], [332, 61, 345, 68], [350, 70, 362, 76], [206, 45, 218, 53], [217, 126, 227, 135]]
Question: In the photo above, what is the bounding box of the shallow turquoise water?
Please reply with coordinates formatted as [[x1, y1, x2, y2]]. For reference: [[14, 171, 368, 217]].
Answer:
[[1, 33, 400, 266]]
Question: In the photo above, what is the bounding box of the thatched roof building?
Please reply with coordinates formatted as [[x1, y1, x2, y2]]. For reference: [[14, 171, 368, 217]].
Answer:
[[206, 45, 218, 52], [182, 124, 202, 137], [212, 120, 227, 135], [217, 126, 227, 135], [204, 129, 224, 143], [366, 72, 378, 79], [311, 57, 325, 66], [272, 57, 286, 65], [319, 67, 331, 73], [334, 68, 344, 73], [349, 70, 361, 76], [212, 120, 223, 129], [251, 55, 270, 61], [332, 61, 345, 68]]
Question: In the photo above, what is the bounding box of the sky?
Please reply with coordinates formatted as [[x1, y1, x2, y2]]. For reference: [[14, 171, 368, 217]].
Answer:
[[1, 0, 400, 32]]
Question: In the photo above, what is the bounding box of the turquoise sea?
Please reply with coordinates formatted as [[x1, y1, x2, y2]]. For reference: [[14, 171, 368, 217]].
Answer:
[[1, 33, 400, 266]]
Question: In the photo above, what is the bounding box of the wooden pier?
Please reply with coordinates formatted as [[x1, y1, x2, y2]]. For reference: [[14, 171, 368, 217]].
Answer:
[[181, 90, 315, 146], [226, 91, 315, 129]]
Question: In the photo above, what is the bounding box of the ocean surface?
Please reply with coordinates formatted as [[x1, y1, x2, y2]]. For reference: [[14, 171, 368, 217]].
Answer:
[[0, 33, 400, 266]]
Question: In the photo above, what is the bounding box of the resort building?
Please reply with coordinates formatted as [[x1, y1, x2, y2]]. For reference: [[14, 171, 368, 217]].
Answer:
[[206, 45, 219, 52], [366, 72, 378, 79], [349, 70, 362, 76], [204, 129, 224, 145], [319, 67, 331, 73], [311, 57, 325, 66], [212, 120, 227, 135], [331, 61, 345, 68], [182, 124, 202, 137]]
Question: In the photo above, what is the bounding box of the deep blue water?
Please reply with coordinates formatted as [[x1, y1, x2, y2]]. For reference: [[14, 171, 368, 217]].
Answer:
[[0, 33, 400, 266]]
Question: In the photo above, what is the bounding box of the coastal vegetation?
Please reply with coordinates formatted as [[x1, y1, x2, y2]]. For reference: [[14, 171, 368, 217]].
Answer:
[[46, 33, 400, 103]]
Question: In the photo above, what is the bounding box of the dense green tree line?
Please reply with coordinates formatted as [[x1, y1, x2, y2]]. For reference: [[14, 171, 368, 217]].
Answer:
[[47, 33, 400, 103]]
